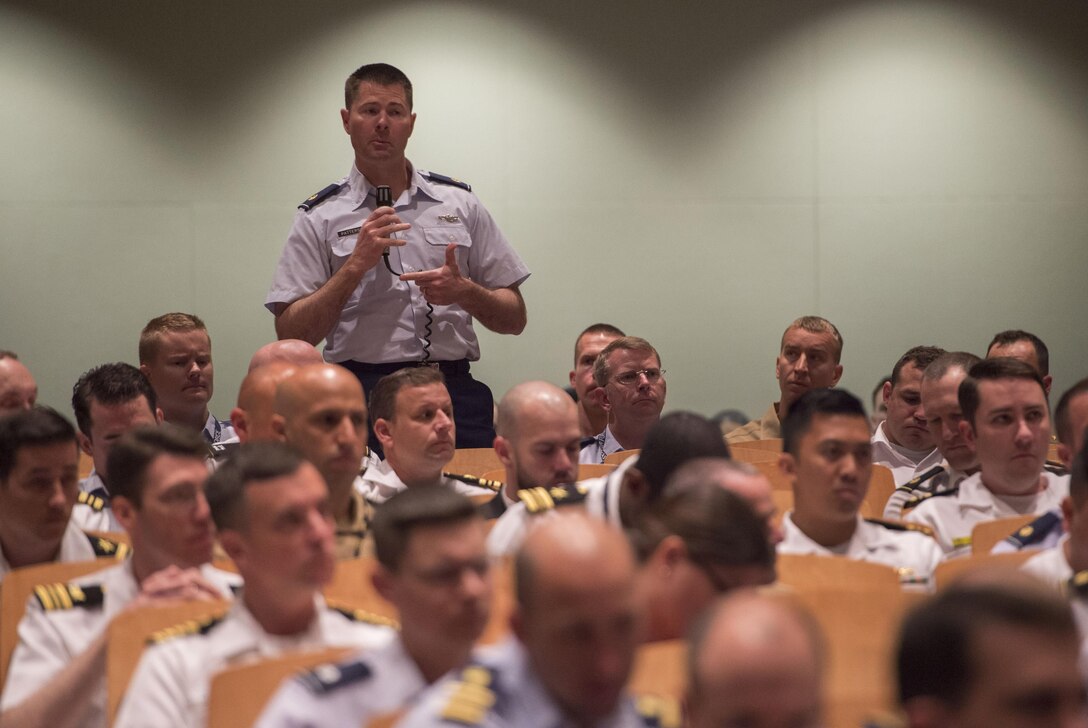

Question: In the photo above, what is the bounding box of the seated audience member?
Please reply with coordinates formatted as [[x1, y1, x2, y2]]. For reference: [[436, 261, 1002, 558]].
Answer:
[[993, 377, 1088, 553], [230, 362, 299, 445], [687, 592, 825, 728], [0, 425, 239, 728], [987, 328, 1052, 395], [480, 381, 581, 520], [114, 443, 393, 728], [489, 411, 730, 556], [0, 350, 37, 416], [0, 407, 126, 583], [580, 336, 667, 464], [270, 363, 375, 558], [247, 338, 324, 372], [884, 352, 981, 520], [664, 457, 784, 546], [631, 478, 775, 642], [256, 487, 491, 727], [356, 367, 497, 504], [70, 362, 162, 531], [568, 324, 625, 439], [896, 582, 1086, 727], [1019, 441, 1088, 591], [710, 409, 748, 437], [871, 346, 945, 485], [871, 374, 891, 432], [728, 316, 843, 445], [777, 389, 943, 587], [906, 358, 1068, 555], [138, 312, 235, 444], [400, 513, 669, 728]]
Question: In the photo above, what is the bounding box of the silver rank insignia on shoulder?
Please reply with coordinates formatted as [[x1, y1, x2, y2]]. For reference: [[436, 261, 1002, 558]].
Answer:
[[438, 214, 461, 223]]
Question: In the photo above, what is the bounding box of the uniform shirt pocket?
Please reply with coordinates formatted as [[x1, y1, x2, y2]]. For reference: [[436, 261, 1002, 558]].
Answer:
[[423, 224, 472, 248]]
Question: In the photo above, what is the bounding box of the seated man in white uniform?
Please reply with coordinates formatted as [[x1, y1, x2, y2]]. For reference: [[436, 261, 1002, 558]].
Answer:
[[270, 363, 377, 559], [728, 315, 844, 445], [478, 380, 582, 521], [906, 358, 1069, 556], [400, 513, 671, 728], [568, 323, 625, 440], [1020, 440, 1088, 592], [70, 362, 163, 531], [114, 443, 393, 728], [0, 407, 127, 584], [884, 352, 981, 519], [489, 411, 730, 557], [138, 312, 236, 444], [0, 425, 239, 728], [777, 388, 943, 588], [579, 336, 666, 464], [0, 350, 37, 416], [356, 367, 497, 504], [256, 486, 492, 727], [871, 345, 945, 485]]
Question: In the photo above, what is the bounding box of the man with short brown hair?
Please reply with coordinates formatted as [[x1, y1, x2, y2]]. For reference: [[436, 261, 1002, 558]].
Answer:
[[871, 345, 946, 485], [569, 324, 625, 439]]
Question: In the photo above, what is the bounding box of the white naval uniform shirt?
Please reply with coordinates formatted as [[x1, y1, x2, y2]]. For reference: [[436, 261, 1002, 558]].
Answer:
[[398, 638, 659, 728], [356, 460, 495, 505], [882, 459, 969, 520], [0, 520, 110, 583], [0, 561, 240, 726], [1020, 536, 1074, 593], [71, 470, 121, 532], [255, 634, 427, 728], [778, 513, 944, 588], [579, 425, 624, 465], [486, 457, 634, 557], [113, 596, 395, 728], [265, 163, 531, 365], [870, 422, 942, 486], [905, 471, 1069, 556]]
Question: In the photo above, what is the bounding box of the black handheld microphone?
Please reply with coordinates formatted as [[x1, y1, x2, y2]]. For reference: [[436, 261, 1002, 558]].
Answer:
[[376, 185, 396, 272]]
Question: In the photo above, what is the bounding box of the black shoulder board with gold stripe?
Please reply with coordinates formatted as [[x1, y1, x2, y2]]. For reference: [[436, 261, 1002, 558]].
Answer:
[[33, 582, 104, 611], [903, 485, 960, 511], [298, 659, 373, 695], [445, 472, 503, 493], [864, 518, 935, 538], [86, 533, 130, 560], [298, 182, 344, 211], [77, 490, 107, 512], [147, 613, 225, 644], [1070, 570, 1088, 598], [895, 465, 945, 494], [1045, 460, 1069, 476], [421, 171, 471, 192], [518, 483, 588, 515], [1004, 510, 1062, 549], [439, 664, 499, 725], [635, 694, 683, 728], [328, 602, 399, 629]]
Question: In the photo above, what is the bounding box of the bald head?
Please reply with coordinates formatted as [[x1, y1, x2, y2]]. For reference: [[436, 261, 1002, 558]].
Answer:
[[689, 592, 824, 728], [231, 362, 298, 443], [0, 356, 37, 416], [497, 381, 578, 440], [495, 382, 581, 494], [248, 339, 324, 372], [514, 514, 642, 723]]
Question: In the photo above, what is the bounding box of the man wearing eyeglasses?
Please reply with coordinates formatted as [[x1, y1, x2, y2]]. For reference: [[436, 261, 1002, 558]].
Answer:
[[579, 337, 667, 465]]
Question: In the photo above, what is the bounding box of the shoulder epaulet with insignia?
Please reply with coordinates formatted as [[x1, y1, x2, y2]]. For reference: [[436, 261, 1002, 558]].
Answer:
[[634, 695, 682, 728], [85, 533, 130, 560], [147, 613, 225, 645], [477, 493, 508, 521], [77, 490, 108, 512], [864, 518, 936, 538], [1070, 571, 1088, 598], [1002, 510, 1063, 549], [421, 171, 471, 192], [210, 441, 240, 461], [297, 659, 373, 695], [298, 182, 345, 211], [1045, 460, 1069, 476], [328, 602, 399, 629], [903, 485, 960, 511], [33, 582, 104, 611], [440, 664, 499, 725], [518, 483, 589, 515], [445, 472, 502, 493], [894, 465, 945, 494]]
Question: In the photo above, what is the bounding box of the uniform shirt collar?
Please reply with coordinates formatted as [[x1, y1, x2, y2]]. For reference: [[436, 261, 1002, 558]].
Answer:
[[348, 161, 440, 210]]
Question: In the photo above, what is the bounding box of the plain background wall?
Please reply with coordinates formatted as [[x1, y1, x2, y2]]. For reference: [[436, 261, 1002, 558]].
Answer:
[[2, 0, 1086, 425]]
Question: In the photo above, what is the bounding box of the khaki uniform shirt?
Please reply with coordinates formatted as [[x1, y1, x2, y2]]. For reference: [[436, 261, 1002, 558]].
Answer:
[[726, 403, 781, 445]]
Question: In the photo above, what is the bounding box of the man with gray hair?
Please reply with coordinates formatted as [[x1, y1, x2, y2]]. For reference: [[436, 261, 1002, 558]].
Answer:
[[580, 336, 666, 464], [728, 316, 844, 445]]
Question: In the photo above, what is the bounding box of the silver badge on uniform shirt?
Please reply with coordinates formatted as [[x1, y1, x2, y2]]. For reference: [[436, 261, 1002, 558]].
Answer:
[[437, 215, 460, 223]]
